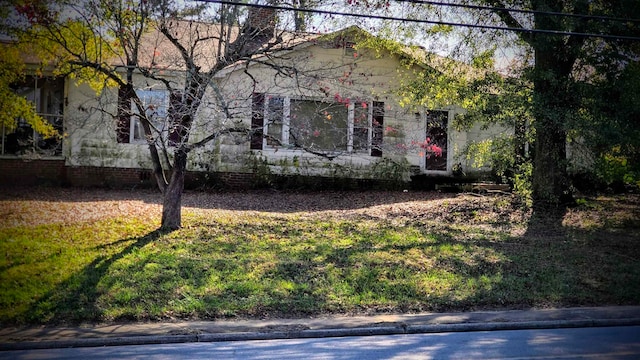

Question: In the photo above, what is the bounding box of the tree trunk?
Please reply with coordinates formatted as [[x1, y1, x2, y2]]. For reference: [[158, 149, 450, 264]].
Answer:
[[531, 113, 570, 205], [161, 149, 188, 231], [531, 47, 574, 208], [529, 1, 585, 209], [148, 140, 167, 193], [294, 0, 307, 32]]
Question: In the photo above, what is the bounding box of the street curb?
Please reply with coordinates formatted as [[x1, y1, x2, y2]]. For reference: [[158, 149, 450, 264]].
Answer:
[[2, 318, 640, 351]]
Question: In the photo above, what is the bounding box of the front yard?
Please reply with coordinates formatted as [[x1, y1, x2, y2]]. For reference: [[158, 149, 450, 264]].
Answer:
[[1, 187, 639, 325]]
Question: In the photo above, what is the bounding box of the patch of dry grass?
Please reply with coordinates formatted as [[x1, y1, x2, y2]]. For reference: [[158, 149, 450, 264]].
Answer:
[[0, 188, 162, 227]]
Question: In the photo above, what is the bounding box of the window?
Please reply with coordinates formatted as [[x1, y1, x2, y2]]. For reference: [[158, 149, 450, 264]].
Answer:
[[423, 110, 448, 171], [353, 102, 369, 151], [344, 41, 357, 57], [2, 75, 64, 156], [117, 86, 168, 144], [133, 89, 168, 143], [371, 101, 384, 157], [289, 99, 349, 151], [251, 93, 383, 156]]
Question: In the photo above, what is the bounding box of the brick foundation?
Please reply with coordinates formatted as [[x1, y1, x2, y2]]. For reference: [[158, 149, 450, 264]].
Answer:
[[0, 158, 66, 187], [0, 158, 256, 189], [65, 165, 154, 188], [0, 159, 406, 190]]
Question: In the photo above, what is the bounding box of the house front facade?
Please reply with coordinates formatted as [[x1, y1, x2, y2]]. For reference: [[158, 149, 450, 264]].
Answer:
[[1, 24, 507, 189]]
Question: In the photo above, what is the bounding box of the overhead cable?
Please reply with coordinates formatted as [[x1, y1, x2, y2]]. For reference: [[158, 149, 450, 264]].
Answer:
[[194, 0, 640, 41], [396, 0, 640, 24]]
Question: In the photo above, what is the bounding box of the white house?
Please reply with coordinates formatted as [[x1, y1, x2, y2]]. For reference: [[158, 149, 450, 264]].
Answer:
[[1, 16, 507, 188]]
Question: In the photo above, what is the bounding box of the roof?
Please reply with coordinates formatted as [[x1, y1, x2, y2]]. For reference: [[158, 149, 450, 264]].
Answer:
[[214, 24, 479, 82], [10, 19, 475, 81], [119, 20, 318, 73]]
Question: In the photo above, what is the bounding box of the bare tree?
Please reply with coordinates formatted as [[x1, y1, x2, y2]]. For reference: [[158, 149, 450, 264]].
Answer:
[[12, 0, 328, 229], [13, 0, 432, 230]]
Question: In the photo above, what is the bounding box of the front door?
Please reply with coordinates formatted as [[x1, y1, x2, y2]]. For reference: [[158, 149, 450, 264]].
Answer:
[[425, 110, 448, 171]]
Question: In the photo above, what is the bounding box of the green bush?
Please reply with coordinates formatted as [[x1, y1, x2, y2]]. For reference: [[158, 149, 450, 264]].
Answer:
[[513, 162, 532, 206], [465, 136, 516, 184], [595, 148, 639, 190]]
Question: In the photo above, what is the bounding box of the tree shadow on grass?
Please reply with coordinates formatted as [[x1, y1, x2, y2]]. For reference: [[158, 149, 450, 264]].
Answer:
[[15, 195, 640, 325], [26, 229, 167, 325], [524, 203, 568, 239]]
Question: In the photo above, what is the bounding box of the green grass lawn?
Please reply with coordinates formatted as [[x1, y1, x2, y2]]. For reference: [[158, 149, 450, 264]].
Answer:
[[1, 191, 639, 325]]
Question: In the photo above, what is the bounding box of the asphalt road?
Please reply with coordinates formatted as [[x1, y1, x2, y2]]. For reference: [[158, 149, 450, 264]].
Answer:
[[2, 325, 640, 359]]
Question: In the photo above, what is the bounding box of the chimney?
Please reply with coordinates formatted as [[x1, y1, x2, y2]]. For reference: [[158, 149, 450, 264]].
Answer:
[[246, 4, 276, 38]]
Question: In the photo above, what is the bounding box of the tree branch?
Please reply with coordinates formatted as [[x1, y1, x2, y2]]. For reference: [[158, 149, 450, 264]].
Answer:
[[482, 0, 534, 45], [157, 20, 197, 72], [187, 127, 248, 151]]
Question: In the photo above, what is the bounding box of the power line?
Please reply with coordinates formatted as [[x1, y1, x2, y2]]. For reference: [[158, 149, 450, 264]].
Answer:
[[195, 0, 640, 41], [396, 0, 640, 24]]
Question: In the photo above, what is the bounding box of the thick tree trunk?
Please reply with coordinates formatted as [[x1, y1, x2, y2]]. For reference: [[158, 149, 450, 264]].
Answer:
[[486, 0, 588, 208], [531, 114, 571, 205], [529, 1, 584, 209], [531, 49, 574, 208], [161, 149, 188, 231]]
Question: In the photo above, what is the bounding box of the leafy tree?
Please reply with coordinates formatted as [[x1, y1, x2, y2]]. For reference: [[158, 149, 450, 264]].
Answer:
[[478, 0, 639, 204], [0, 43, 58, 144], [1, 0, 59, 153], [571, 42, 640, 190], [289, 0, 321, 31], [351, 0, 640, 206]]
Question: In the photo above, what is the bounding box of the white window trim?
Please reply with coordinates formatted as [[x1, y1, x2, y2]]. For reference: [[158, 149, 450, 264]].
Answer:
[[261, 96, 375, 155], [347, 104, 354, 153]]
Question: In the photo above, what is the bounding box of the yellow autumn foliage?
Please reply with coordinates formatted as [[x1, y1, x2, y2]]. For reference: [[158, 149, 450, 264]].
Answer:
[[0, 44, 57, 138], [23, 19, 121, 93]]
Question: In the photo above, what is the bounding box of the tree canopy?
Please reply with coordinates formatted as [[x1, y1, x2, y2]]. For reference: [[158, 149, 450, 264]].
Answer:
[[346, 0, 640, 203]]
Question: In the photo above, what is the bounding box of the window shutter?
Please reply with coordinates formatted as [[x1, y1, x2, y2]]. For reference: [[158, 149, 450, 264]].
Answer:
[[168, 91, 183, 146], [116, 84, 133, 143], [250, 93, 265, 150], [371, 101, 384, 157]]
